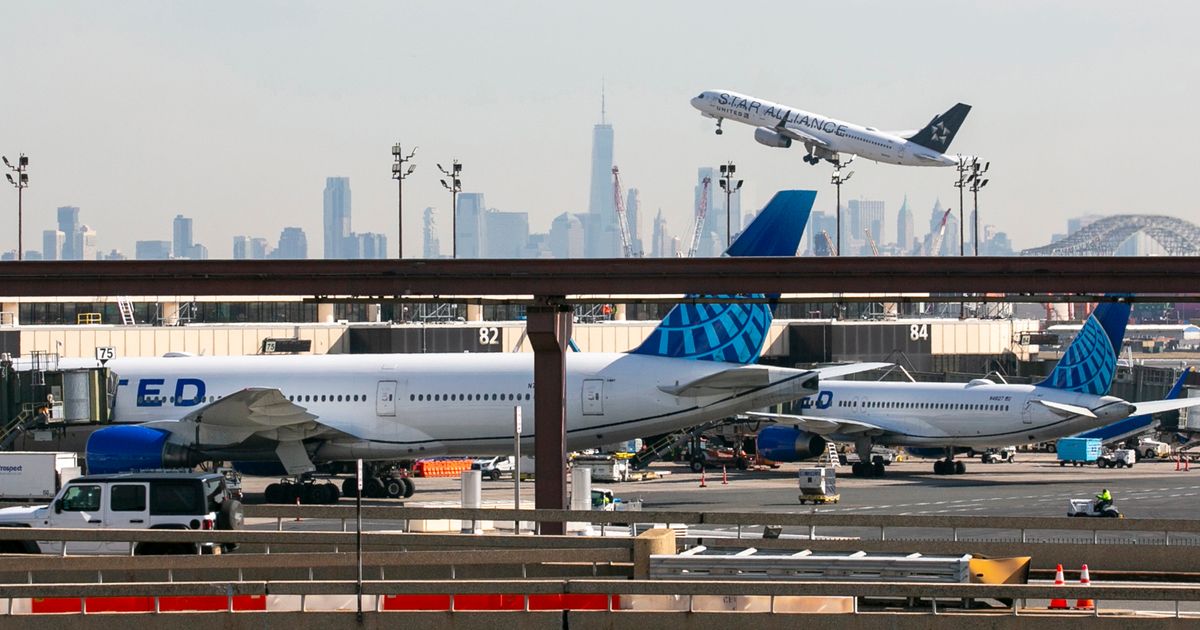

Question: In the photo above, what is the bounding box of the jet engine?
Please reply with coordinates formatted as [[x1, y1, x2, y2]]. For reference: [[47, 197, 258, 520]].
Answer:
[[756, 425, 826, 462], [753, 127, 792, 148], [85, 425, 197, 474]]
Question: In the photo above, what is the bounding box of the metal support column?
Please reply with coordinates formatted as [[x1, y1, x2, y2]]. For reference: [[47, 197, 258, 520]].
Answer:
[[527, 297, 572, 535]]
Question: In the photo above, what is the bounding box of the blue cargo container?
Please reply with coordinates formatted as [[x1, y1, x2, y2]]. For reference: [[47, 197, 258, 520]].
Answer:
[[1057, 438, 1102, 467]]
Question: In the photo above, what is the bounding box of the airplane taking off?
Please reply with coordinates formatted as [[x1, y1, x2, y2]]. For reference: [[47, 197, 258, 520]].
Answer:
[[80, 190, 887, 500], [751, 301, 1200, 477], [690, 90, 971, 167]]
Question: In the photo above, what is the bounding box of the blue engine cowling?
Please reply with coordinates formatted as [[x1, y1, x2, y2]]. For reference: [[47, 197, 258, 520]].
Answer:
[[86, 425, 195, 474], [756, 425, 827, 462]]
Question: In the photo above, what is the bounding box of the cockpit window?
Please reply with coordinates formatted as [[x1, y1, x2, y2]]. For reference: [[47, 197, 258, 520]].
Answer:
[[696, 93, 705, 99]]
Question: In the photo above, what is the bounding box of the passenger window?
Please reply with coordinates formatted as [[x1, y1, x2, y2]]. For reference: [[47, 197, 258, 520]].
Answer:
[[110, 484, 147, 512], [61, 485, 102, 512]]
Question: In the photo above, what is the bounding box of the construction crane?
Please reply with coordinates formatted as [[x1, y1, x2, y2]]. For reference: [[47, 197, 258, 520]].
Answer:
[[819, 230, 837, 256], [611, 165, 635, 258], [927, 207, 954, 256], [864, 228, 880, 256], [686, 177, 712, 257]]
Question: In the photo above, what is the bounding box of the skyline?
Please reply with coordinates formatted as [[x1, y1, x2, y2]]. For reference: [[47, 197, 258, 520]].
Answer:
[[2, 2, 1198, 258]]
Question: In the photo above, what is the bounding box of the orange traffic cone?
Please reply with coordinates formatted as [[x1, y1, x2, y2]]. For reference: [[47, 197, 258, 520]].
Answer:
[[699, 467, 707, 488], [1075, 564, 1094, 610], [1049, 564, 1069, 610], [722, 466, 729, 485]]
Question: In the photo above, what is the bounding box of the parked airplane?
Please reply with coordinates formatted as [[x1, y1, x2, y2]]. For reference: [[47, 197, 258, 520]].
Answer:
[[1072, 367, 1192, 446], [751, 302, 1200, 477], [81, 190, 885, 499], [690, 89, 971, 167]]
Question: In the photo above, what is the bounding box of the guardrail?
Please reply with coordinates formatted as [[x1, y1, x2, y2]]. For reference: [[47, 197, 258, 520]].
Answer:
[[3, 578, 1200, 618]]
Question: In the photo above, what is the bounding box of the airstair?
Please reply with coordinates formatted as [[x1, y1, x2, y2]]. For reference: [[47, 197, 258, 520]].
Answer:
[[817, 441, 841, 468], [630, 419, 727, 470], [117, 297, 136, 325]]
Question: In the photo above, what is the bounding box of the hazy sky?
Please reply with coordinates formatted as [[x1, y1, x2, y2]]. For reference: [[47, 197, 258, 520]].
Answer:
[[2, 1, 1197, 258]]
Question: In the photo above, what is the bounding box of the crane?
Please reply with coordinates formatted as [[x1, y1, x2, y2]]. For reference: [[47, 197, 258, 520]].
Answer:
[[611, 165, 635, 258], [864, 228, 880, 256], [686, 177, 712, 257], [819, 230, 837, 256], [927, 207, 954, 256]]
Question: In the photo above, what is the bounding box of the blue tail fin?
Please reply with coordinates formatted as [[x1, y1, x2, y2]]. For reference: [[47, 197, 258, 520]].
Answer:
[[1036, 301, 1130, 395], [629, 190, 815, 364]]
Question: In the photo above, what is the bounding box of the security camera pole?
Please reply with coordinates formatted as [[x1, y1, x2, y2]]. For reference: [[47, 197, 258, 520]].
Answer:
[[3, 154, 29, 261], [830, 157, 854, 256], [438, 160, 463, 258], [718, 161, 743, 247], [968, 159, 990, 255], [391, 143, 417, 259]]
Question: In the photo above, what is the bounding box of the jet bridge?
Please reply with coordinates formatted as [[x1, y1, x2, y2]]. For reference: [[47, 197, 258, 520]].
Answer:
[[0, 353, 114, 450]]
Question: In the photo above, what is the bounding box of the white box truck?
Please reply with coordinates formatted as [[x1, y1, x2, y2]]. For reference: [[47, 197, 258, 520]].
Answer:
[[0, 452, 81, 501]]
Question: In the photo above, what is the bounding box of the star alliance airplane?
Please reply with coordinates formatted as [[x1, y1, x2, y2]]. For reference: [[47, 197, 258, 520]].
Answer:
[[691, 89, 971, 167], [750, 301, 1200, 478], [80, 190, 886, 499]]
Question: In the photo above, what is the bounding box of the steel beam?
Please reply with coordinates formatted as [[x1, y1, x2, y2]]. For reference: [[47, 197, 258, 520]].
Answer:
[[526, 298, 571, 534], [2, 257, 1200, 297]]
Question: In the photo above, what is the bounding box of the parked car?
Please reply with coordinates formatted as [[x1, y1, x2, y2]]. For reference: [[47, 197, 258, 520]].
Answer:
[[0, 471, 242, 555]]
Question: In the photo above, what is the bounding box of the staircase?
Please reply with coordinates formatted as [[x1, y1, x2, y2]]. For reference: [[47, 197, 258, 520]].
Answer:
[[117, 297, 136, 325], [630, 419, 726, 470], [0, 407, 32, 451], [818, 440, 842, 468]]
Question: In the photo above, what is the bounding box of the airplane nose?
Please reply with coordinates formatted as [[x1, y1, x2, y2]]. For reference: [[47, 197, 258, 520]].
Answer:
[[690, 97, 702, 110]]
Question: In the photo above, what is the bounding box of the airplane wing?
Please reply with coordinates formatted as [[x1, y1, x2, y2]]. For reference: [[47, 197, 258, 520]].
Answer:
[[744, 411, 885, 436], [659, 366, 773, 396], [145, 388, 324, 447], [775, 112, 832, 149], [1129, 397, 1200, 416], [1035, 399, 1098, 418]]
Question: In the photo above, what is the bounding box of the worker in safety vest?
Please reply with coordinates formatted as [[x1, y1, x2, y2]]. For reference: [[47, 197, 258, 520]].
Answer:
[[1095, 488, 1113, 512]]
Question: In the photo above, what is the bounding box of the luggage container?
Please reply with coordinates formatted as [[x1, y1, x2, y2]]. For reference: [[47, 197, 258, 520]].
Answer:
[[798, 467, 839, 504]]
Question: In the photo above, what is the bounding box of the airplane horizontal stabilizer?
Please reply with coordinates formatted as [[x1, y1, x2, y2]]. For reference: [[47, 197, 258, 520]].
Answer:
[[811, 362, 891, 380], [744, 411, 883, 436], [1129, 397, 1200, 417], [1036, 399, 1097, 418]]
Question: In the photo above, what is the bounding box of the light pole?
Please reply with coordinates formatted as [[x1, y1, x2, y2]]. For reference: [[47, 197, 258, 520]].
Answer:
[[953, 156, 969, 256], [3, 154, 29, 260], [967, 159, 990, 255], [438, 160, 462, 258], [718, 162, 743, 247], [391, 143, 417, 259], [830, 157, 854, 256]]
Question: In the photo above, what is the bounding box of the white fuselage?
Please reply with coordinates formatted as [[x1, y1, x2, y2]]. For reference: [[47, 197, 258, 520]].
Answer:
[[803, 380, 1134, 448], [103, 353, 817, 462], [691, 90, 960, 167]]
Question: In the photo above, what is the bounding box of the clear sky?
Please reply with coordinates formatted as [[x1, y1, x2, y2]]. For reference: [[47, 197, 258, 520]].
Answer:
[[2, 1, 1197, 258]]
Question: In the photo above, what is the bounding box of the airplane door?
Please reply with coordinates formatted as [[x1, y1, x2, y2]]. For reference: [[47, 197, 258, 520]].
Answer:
[[1022, 398, 1035, 425], [582, 379, 604, 416], [376, 380, 398, 417]]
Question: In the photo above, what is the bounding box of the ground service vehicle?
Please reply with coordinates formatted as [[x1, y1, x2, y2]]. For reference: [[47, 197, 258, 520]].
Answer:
[[1068, 498, 1123, 518], [1097, 448, 1136, 468], [0, 452, 81, 501], [980, 447, 1016, 464], [1135, 437, 1171, 460], [0, 471, 243, 555], [1057, 438, 1102, 467]]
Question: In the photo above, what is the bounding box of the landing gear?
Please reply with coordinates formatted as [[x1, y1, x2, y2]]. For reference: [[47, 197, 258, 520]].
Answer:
[[337, 463, 415, 499], [850, 439, 885, 478], [933, 448, 967, 475], [264, 476, 342, 504], [714, 118, 724, 135]]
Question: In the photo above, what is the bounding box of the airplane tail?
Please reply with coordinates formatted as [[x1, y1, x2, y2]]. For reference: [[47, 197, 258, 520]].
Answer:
[[629, 190, 816, 364], [906, 103, 972, 154], [1036, 301, 1130, 396], [1074, 367, 1192, 444]]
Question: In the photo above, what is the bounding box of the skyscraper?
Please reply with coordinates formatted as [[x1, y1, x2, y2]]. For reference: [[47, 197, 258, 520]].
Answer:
[[172, 214, 193, 258], [456, 193, 486, 258], [233, 236, 249, 260], [625, 188, 642, 256], [250, 238, 271, 259], [42, 229, 64, 261], [276, 227, 308, 259], [77, 225, 98, 261], [586, 93, 617, 258], [548, 212, 584, 258], [896, 195, 914, 253], [323, 177, 352, 259], [651, 209, 671, 258], [422, 207, 441, 258], [848, 198, 885, 253], [57, 206, 80, 260], [483, 210, 529, 258], [135, 240, 172, 260]]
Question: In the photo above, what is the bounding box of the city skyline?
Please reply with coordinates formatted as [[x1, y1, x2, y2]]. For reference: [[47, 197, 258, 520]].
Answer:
[[1, 3, 1198, 258]]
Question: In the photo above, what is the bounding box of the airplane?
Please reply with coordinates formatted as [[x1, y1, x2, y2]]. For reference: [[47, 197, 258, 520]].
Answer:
[[750, 301, 1200, 478], [79, 190, 887, 501], [690, 89, 971, 167]]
